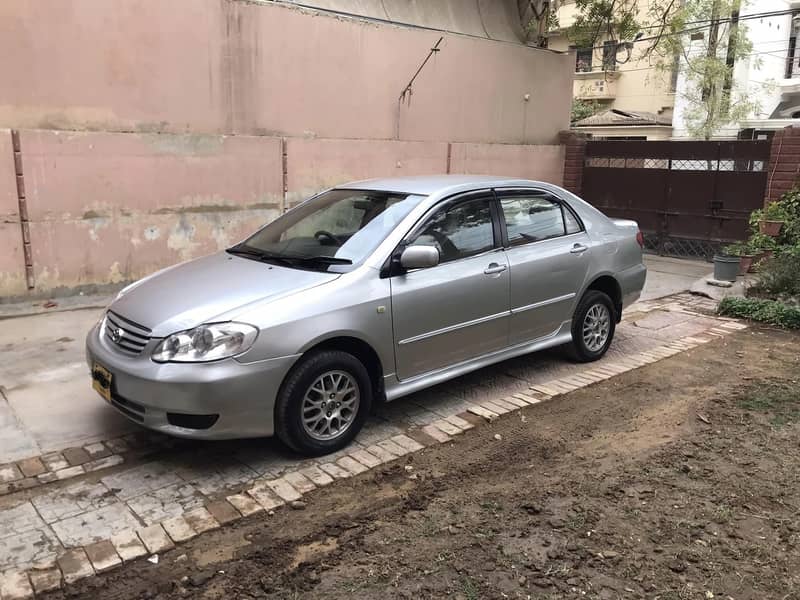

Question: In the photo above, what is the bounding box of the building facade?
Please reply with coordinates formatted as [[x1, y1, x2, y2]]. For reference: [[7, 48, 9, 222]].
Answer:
[[547, 0, 676, 139]]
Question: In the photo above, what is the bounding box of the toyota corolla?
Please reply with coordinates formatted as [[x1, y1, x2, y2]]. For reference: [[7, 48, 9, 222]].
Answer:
[[86, 175, 646, 455]]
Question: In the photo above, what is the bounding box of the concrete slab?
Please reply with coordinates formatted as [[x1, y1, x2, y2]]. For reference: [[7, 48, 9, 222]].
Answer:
[[640, 255, 710, 302]]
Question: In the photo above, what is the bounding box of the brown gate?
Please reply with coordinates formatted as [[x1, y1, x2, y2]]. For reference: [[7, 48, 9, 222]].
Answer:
[[581, 140, 770, 258]]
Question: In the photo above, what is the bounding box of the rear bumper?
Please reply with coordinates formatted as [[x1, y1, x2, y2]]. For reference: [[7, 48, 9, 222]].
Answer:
[[85, 322, 299, 440], [619, 262, 647, 310]]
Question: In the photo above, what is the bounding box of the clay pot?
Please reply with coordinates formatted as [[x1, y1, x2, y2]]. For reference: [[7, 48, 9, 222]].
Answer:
[[759, 220, 784, 237]]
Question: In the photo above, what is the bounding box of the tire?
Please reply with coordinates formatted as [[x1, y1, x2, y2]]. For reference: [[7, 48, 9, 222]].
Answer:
[[567, 290, 616, 362], [275, 350, 372, 456]]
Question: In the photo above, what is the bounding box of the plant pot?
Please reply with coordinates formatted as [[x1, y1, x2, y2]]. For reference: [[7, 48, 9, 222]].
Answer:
[[759, 220, 784, 237], [713, 254, 741, 282], [739, 254, 754, 275]]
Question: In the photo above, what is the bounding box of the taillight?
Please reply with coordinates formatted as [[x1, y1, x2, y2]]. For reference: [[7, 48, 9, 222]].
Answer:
[[636, 230, 644, 249]]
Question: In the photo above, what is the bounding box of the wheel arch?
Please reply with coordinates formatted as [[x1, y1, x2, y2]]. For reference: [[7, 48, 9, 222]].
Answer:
[[582, 274, 623, 322]]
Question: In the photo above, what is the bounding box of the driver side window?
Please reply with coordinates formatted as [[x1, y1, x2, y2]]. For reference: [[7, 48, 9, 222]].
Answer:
[[411, 198, 495, 263]]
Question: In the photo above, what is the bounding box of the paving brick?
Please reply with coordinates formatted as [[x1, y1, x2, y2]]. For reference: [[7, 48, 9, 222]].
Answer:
[[444, 414, 474, 430], [377, 438, 410, 456], [57, 548, 95, 584], [247, 482, 285, 510], [283, 471, 317, 494], [226, 494, 264, 517], [105, 438, 130, 454], [84, 540, 121, 573], [83, 455, 124, 473], [405, 428, 441, 447], [38, 465, 84, 484], [28, 567, 62, 595], [488, 398, 519, 412], [364, 444, 398, 463], [3, 477, 37, 494], [318, 462, 352, 480], [336, 456, 369, 475], [467, 405, 498, 421], [183, 507, 219, 534], [83, 442, 112, 459], [391, 434, 424, 453], [421, 424, 451, 443], [205, 500, 242, 525], [162, 515, 197, 543], [0, 464, 23, 484], [530, 384, 561, 396], [500, 396, 528, 408], [480, 399, 511, 415], [265, 477, 303, 502], [41, 453, 69, 472], [516, 391, 546, 403], [110, 529, 148, 562], [51, 502, 141, 547], [136, 524, 174, 555], [0, 570, 33, 599], [299, 466, 335, 487], [349, 449, 383, 469], [16, 458, 45, 478], [549, 379, 579, 392], [62, 447, 91, 467]]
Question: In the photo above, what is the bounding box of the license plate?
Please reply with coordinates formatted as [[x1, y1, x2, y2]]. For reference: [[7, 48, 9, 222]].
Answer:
[[91, 362, 113, 403]]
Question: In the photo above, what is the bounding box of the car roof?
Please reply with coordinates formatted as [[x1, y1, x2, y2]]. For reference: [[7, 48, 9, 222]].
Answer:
[[338, 175, 546, 196]]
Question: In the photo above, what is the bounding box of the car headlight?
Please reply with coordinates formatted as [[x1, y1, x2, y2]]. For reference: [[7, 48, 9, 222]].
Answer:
[[152, 322, 258, 363]]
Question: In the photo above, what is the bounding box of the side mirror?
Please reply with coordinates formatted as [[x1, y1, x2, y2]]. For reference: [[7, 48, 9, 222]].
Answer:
[[400, 245, 440, 270]]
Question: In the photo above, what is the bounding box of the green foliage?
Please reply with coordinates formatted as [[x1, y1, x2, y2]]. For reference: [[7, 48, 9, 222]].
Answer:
[[750, 247, 800, 297], [718, 297, 800, 329], [751, 202, 791, 226], [571, 99, 599, 123], [565, 0, 766, 138]]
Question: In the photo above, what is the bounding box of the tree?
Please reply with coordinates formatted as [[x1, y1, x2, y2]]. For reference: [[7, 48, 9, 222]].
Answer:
[[557, 0, 766, 139], [571, 99, 600, 123]]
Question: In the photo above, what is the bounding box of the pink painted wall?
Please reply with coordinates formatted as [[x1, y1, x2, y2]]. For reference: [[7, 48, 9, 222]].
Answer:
[[450, 143, 565, 184], [0, 0, 572, 144], [286, 139, 449, 207], [0, 0, 574, 297], [19, 130, 283, 293], [0, 130, 24, 294]]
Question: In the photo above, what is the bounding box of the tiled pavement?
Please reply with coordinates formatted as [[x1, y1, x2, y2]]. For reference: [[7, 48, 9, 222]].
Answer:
[[0, 293, 748, 599]]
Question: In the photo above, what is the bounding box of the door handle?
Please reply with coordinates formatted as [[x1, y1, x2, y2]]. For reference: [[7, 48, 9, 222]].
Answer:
[[570, 243, 589, 254], [484, 263, 507, 275]]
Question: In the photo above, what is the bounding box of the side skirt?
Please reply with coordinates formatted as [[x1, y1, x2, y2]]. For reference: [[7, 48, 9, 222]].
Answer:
[[383, 320, 573, 402]]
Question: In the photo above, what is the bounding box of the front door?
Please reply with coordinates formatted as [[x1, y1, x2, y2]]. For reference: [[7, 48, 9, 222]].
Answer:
[[497, 189, 592, 344], [390, 194, 510, 381]]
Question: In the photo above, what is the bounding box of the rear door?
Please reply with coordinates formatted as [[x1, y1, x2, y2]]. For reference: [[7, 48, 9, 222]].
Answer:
[[390, 192, 510, 380], [497, 189, 592, 345]]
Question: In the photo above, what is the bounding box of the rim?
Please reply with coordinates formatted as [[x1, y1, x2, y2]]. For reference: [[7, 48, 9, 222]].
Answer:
[[301, 370, 360, 441], [582, 303, 611, 352]]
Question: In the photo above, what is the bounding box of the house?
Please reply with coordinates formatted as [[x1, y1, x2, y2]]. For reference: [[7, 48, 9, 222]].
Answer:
[[547, 0, 676, 139], [672, 0, 800, 139]]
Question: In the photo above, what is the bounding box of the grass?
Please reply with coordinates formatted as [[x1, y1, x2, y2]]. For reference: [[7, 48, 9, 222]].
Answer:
[[737, 381, 800, 427], [461, 576, 479, 600], [718, 297, 800, 329]]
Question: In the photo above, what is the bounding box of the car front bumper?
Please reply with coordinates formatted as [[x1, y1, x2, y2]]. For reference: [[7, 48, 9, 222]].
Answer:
[[85, 321, 300, 440]]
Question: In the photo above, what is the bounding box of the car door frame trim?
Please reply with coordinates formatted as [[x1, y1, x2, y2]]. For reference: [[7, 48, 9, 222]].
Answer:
[[511, 292, 576, 315], [397, 309, 511, 346]]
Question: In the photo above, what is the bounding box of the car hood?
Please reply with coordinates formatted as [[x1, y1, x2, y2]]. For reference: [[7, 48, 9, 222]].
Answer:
[[109, 252, 339, 337]]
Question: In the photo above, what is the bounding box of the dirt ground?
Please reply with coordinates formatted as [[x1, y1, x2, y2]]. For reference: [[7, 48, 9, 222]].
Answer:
[[54, 326, 800, 600]]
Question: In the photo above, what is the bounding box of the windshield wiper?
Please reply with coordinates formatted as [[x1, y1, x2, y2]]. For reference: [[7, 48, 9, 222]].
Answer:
[[226, 245, 294, 267], [291, 255, 353, 265]]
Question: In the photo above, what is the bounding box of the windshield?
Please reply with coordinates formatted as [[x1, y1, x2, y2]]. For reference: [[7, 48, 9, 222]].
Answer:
[[231, 189, 423, 272]]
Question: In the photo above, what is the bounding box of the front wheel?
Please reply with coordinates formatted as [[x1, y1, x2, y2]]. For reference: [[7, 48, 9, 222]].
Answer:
[[275, 350, 372, 456], [567, 290, 616, 362]]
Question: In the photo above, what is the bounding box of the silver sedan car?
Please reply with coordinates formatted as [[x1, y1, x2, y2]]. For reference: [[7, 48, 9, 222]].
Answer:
[[86, 176, 646, 455]]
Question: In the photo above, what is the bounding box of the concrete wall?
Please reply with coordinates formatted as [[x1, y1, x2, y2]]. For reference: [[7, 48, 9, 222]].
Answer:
[[0, 0, 571, 144], [0, 0, 572, 297]]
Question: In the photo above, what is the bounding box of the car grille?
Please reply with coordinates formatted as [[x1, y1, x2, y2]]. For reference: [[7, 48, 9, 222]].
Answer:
[[104, 311, 152, 355]]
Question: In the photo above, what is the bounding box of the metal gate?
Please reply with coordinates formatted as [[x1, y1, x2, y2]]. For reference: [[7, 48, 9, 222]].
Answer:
[[582, 140, 771, 259]]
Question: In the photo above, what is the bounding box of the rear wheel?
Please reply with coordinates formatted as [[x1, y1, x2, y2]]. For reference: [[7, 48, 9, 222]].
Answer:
[[567, 290, 616, 362], [275, 350, 371, 456]]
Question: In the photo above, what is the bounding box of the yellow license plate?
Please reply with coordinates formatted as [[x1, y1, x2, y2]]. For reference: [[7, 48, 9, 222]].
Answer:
[[92, 362, 113, 403]]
